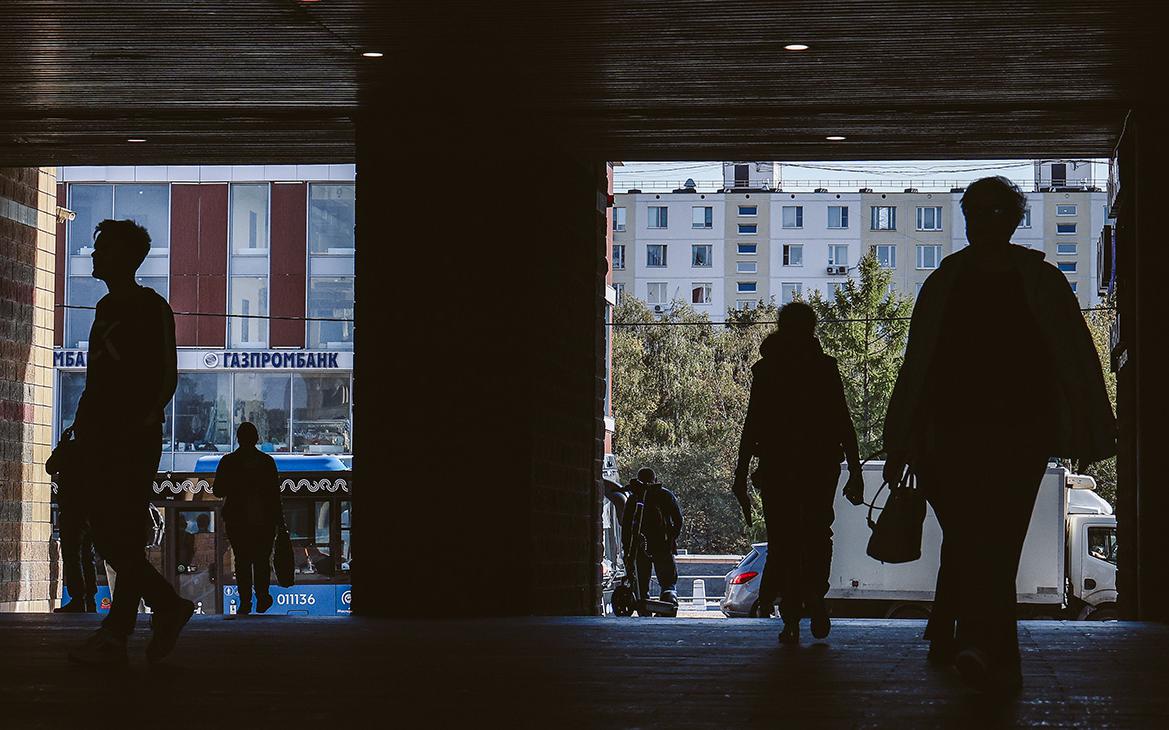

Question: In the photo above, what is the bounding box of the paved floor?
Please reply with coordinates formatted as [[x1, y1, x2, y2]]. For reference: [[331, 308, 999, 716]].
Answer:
[[1, 615, 1166, 728]]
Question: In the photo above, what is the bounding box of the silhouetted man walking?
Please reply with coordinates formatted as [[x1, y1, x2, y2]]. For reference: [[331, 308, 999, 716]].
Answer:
[[215, 422, 283, 615], [67, 219, 193, 665], [734, 302, 864, 644], [884, 176, 1115, 693], [50, 436, 97, 613]]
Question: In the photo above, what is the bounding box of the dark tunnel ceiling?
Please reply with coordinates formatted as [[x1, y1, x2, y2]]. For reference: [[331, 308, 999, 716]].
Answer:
[[0, 0, 1153, 165]]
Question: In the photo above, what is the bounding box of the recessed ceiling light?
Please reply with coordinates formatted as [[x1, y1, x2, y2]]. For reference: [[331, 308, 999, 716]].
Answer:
[[825, 135, 846, 141], [784, 44, 810, 51], [361, 51, 384, 58], [127, 138, 147, 143]]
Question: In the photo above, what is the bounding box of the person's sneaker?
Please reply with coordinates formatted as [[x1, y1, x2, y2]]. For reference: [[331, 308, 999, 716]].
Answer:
[[660, 589, 679, 607], [256, 593, 273, 614], [778, 621, 800, 645], [84, 595, 97, 613], [67, 628, 128, 665], [810, 609, 831, 639], [954, 647, 992, 691], [145, 599, 195, 664], [54, 599, 87, 614]]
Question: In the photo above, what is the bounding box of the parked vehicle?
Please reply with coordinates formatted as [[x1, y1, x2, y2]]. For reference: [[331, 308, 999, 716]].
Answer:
[[721, 461, 1117, 620]]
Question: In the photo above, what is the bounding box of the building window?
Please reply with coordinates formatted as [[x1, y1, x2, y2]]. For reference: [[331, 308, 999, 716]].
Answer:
[[737, 243, 757, 255], [737, 281, 757, 294], [1020, 208, 1032, 228], [1058, 261, 1078, 273], [827, 245, 848, 268], [648, 206, 668, 229], [233, 372, 291, 452], [614, 282, 625, 304], [612, 244, 626, 270], [871, 244, 896, 268], [173, 372, 232, 454], [613, 207, 627, 232], [736, 261, 757, 274], [691, 244, 713, 268], [782, 206, 803, 229], [307, 276, 355, 349], [65, 277, 105, 348], [308, 184, 355, 254], [782, 244, 803, 267], [827, 282, 844, 297], [293, 374, 352, 454], [1070, 281, 1079, 292], [1057, 223, 1077, 235], [915, 282, 924, 297], [56, 371, 87, 436], [647, 282, 668, 304], [692, 206, 713, 229], [780, 282, 802, 304], [870, 206, 897, 230], [916, 206, 943, 231], [738, 223, 758, 235], [738, 205, 757, 217], [691, 283, 712, 305], [229, 184, 271, 348], [735, 299, 757, 310], [1056, 204, 1077, 216], [828, 206, 849, 229], [646, 244, 667, 267], [916, 244, 943, 270], [1057, 242, 1078, 256]]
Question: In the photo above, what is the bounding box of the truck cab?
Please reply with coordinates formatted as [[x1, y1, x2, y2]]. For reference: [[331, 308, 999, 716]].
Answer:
[[1065, 479, 1118, 620]]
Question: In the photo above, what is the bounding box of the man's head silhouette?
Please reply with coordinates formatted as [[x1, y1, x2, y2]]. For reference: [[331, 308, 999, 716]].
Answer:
[[237, 422, 260, 448], [775, 301, 816, 341], [961, 176, 1027, 246], [90, 219, 151, 283]]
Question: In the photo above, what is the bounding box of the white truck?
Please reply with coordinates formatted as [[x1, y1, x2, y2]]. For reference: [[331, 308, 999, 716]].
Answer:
[[722, 461, 1118, 620]]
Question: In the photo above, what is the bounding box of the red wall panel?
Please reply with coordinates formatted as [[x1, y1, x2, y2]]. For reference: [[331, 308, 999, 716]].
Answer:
[[269, 182, 307, 348], [195, 184, 228, 347], [54, 183, 66, 347], [170, 185, 200, 345]]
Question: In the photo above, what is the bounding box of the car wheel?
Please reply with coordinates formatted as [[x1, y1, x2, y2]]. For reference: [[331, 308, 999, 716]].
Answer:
[[750, 599, 773, 618]]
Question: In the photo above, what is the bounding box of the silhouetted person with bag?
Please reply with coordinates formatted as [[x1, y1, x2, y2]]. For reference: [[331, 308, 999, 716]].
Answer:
[[734, 302, 864, 644], [66, 219, 193, 665], [215, 422, 282, 614], [621, 468, 683, 609], [884, 176, 1116, 693], [48, 428, 97, 613]]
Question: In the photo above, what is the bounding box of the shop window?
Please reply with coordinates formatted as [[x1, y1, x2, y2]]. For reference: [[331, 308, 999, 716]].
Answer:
[[308, 276, 355, 349], [173, 372, 233, 454], [233, 373, 291, 452], [292, 374, 352, 454]]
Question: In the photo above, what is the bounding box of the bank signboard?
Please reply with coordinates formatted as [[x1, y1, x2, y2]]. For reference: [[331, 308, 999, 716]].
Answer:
[[55, 349, 354, 371]]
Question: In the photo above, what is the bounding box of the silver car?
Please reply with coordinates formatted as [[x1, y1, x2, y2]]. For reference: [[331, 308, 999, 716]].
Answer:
[[720, 543, 773, 617]]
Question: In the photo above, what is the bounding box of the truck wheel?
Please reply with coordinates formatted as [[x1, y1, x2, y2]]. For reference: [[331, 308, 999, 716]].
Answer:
[[887, 604, 930, 620], [612, 586, 634, 617]]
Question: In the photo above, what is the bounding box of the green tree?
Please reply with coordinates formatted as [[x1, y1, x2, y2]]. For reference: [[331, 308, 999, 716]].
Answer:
[[806, 252, 914, 457], [1081, 299, 1118, 506]]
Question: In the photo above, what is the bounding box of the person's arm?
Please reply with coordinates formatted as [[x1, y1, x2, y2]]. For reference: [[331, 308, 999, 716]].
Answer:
[[268, 458, 284, 525], [666, 491, 683, 542], [830, 365, 861, 471], [213, 458, 232, 501]]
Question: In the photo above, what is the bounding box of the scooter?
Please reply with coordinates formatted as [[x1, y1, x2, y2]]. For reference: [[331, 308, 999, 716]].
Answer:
[[610, 499, 679, 618]]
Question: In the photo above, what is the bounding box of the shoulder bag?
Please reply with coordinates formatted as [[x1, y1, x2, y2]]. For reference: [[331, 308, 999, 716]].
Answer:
[[273, 520, 296, 588], [866, 464, 926, 564]]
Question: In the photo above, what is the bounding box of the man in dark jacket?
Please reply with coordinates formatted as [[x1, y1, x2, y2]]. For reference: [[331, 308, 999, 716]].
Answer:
[[734, 302, 864, 644], [215, 422, 283, 615], [883, 176, 1116, 693], [67, 219, 192, 665], [621, 467, 683, 611]]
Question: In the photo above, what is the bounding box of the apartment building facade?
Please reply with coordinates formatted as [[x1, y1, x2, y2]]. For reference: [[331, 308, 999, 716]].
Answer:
[[52, 165, 355, 472], [612, 161, 1107, 314]]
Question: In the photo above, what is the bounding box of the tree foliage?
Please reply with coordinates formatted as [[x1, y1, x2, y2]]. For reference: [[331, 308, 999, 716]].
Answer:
[[1081, 298, 1117, 506]]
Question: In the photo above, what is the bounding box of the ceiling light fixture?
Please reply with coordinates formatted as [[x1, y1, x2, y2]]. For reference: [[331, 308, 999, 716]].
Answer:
[[361, 51, 384, 58], [825, 135, 846, 141], [127, 138, 147, 143], [784, 44, 810, 51]]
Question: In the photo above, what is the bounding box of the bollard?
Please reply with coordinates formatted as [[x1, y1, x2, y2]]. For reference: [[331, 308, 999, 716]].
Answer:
[[692, 579, 706, 610]]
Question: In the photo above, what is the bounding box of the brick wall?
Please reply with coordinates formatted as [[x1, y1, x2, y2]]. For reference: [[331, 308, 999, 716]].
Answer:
[[0, 167, 57, 612]]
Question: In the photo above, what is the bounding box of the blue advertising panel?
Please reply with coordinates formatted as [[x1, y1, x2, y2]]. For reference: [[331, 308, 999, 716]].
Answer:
[[224, 584, 352, 616]]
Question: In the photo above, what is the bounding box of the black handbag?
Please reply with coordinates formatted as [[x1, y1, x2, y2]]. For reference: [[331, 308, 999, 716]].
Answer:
[[866, 465, 926, 564], [273, 522, 295, 588], [45, 427, 81, 477]]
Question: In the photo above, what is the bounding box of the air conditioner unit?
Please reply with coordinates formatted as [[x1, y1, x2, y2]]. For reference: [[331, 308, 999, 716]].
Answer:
[[836, 266, 848, 275], [653, 305, 664, 313], [825, 266, 836, 275]]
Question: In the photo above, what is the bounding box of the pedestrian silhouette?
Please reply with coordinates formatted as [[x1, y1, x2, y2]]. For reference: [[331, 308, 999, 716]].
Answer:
[[734, 301, 864, 644], [621, 467, 683, 612], [64, 219, 192, 665], [49, 430, 97, 613], [883, 176, 1116, 693], [215, 422, 283, 614]]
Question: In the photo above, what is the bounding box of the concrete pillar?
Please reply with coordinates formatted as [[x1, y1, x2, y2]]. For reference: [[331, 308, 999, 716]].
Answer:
[[0, 167, 58, 612]]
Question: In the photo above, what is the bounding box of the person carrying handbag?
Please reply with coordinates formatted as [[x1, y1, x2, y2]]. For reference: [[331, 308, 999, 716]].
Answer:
[[883, 177, 1116, 694], [47, 427, 97, 613]]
